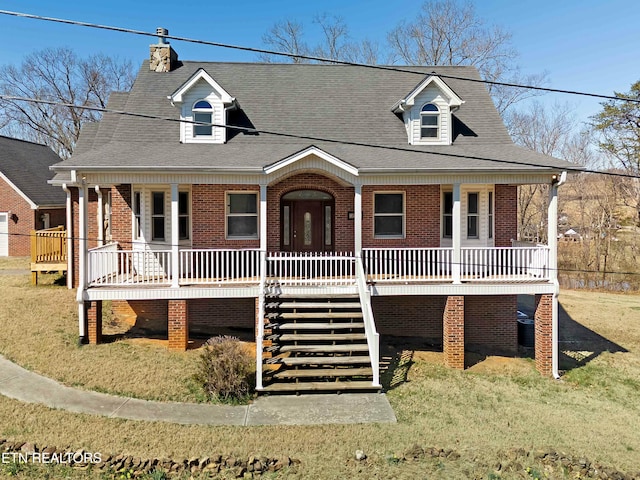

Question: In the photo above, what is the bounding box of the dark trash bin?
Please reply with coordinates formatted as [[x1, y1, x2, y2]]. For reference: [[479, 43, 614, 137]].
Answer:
[[517, 311, 534, 348]]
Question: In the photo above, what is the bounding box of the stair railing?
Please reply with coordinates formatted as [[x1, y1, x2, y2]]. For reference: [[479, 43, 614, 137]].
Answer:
[[355, 255, 381, 388], [255, 249, 267, 391]]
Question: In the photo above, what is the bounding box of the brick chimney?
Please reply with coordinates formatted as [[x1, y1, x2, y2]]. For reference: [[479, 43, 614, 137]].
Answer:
[[149, 27, 178, 72]]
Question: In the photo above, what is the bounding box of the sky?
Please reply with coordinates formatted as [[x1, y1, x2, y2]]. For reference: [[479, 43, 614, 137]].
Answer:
[[0, 0, 638, 126]]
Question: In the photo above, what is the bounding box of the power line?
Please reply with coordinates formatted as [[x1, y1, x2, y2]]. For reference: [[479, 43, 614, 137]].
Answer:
[[1, 9, 639, 105], [1, 93, 639, 181], [3, 230, 639, 278]]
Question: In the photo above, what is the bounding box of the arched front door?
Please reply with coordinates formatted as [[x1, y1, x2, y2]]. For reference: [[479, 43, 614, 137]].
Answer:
[[281, 190, 334, 252]]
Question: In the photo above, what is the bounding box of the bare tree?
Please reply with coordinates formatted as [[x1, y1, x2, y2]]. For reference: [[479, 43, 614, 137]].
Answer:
[[260, 14, 381, 65], [0, 48, 135, 158], [259, 20, 310, 63], [387, 0, 547, 114]]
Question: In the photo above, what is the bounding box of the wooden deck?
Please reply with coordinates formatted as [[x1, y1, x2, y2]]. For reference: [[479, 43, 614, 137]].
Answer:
[[30, 227, 67, 285]]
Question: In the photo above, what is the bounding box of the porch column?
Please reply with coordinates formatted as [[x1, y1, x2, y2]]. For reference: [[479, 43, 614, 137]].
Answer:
[[95, 185, 104, 247], [77, 182, 88, 343], [534, 294, 553, 376], [86, 300, 102, 344], [451, 183, 462, 283], [354, 183, 362, 255], [443, 295, 464, 369], [170, 183, 179, 288], [168, 299, 188, 351], [259, 184, 267, 254], [547, 180, 559, 282]]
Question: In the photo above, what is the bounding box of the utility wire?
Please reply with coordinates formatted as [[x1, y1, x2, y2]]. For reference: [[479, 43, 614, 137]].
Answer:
[[4, 230, 639, 278], [1, 9, 639, 105], [1, 93, 639, 180]]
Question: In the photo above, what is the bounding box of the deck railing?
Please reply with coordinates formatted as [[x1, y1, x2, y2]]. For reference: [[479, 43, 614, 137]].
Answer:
[[266, 251, 356, 286], [355, 256, 380, 388], [179, 249, 261, 285], [87, 247, 172, 286], [31, 226, 67, 264], [461, 246, 550, 281], [362, 248, 453, 282]]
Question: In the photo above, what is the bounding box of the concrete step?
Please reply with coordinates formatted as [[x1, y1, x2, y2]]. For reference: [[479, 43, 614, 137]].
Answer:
[[278, 333, 366, 342], [276, 322, 365, 330], [279, 355, 371, 366], [279, 344, 369, 353], [272, 367, 373, 379], [260, 381, 379, 392], [279, 312, 363, 319], [273, 302, 361, 310]]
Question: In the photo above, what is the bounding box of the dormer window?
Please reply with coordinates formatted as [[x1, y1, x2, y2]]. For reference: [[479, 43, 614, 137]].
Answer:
[[193, 100, 213, 137], [420, 103, 439, 139]]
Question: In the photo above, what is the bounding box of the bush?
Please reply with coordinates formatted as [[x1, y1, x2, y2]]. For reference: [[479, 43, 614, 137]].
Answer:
[[194, 335, 254, 402]]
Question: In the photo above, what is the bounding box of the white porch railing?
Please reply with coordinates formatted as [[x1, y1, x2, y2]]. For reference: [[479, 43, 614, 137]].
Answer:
[[267, 251, 356, 286], [87, 242, 119, 285], [355, 256, 380, 388], [88, 246, 172, 286], [363, 246, 550, 283], [179, 249, 261, 285], [363, 248, 453, 282], [461, 246, 550, 281]]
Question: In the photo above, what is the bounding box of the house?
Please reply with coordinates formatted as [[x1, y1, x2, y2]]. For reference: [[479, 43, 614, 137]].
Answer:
[[51, 32, 574, 392], [0, 136, 66, 257]]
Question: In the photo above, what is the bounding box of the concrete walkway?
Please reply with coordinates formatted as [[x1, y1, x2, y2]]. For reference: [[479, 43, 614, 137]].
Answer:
[[0, 355, 396, 426]]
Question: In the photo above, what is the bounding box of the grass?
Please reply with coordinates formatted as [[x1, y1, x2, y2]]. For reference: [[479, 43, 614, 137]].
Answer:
[[0, 260, 639, 478]]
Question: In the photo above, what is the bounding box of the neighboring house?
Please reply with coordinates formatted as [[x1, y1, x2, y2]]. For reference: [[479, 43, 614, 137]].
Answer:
[[0, 136, 66, 257], [51, 32, 575, 392]]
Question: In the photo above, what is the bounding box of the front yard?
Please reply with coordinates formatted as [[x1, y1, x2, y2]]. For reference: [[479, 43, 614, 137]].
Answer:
[[0, 258, 639, 478]]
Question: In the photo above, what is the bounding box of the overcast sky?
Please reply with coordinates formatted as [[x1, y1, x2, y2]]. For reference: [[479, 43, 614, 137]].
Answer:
[[1, 0, 638, 124]]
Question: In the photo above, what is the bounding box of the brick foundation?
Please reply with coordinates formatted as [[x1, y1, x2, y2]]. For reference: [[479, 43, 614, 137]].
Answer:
[[534, 294, 553, 376], [464, 295, 517, 354], [86, 300, 102, 344], [443, 295, 465, 369], [168, 300, 189, 351], [372, 296, 445, 341]]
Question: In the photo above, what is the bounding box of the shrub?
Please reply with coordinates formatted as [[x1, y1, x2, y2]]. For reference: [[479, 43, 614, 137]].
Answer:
[[194, 335, 254, 402]]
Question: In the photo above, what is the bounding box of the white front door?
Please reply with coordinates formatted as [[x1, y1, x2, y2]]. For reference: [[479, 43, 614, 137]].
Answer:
[[0, 213, 8, 257]]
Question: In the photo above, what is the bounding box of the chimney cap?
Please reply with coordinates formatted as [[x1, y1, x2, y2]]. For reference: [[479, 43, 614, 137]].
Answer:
[[156, 27, 169, 44]]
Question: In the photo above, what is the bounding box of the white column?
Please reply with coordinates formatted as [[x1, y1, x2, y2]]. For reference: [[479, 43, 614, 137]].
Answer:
[[77, 183, 88, 342], [452, 183, 462, 284], [354, 183, 362, 256], [260, 184, 267, 254], [548, 181, 559, 282], [171, 183, 179, 288], [95, 186, 103, 247]]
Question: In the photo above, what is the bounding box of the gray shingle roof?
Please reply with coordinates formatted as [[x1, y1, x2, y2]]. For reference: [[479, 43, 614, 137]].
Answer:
[[0, 136, 66, 206], [54, 61, 574, 173]]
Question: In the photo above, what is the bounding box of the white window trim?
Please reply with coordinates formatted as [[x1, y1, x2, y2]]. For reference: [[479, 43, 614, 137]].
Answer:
[[151, 191, 166, 242], [441, 186, 495, 246], [192, 99, 214, 138], [467, 191, 480, 239], [420, 103, 440, 140], [132, 189, 142, 241], [131, 186, 191, 245], [442, 189, 453, 240], [373, 191, 405, 239], [226, 191, 259, 240]]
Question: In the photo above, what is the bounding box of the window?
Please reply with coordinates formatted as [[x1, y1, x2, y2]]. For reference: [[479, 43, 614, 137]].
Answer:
[[374, 193, 404, 238], [151, 191, 165, 241], [227, 193, 258, 239], [443, 191, 453, 238], [178, 191, 190, 240], [467, 192, 479, 239], [420, 103, 439, 139], [193, 100, 213, 137], [488, 191, 494, 239], [133, 191, 142, 240]]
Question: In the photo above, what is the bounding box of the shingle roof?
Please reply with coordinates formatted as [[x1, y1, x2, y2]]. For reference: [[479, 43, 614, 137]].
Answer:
[[0, 136, 66, 206], [54, 61, 574, 173]]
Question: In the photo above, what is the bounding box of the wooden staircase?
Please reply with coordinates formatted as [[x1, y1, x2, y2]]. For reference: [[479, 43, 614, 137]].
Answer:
[[260, 292, 379, 393]]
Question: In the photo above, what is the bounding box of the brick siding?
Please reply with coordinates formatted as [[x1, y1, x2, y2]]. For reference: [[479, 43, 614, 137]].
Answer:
[[372, 296, 445, 341], [443, 295, 465, 369], [495, 184, 517, 247], [534, 293, 553, 376], [464, 295, 517, 354]]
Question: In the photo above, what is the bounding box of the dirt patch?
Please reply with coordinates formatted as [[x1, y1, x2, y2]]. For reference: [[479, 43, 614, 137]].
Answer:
[[466, 355, 534, 375]]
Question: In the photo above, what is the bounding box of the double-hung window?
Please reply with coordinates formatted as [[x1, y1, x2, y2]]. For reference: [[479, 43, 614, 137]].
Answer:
[[133, 191, 142, 240], [178, 191, 190, 240], [442, 191, 453, 238], [193, 100, 213, 137], [420, 103, 439, 139], [488, 191, 494, 239], [227, 193, 258, 239], [467, 192, 479, 239], [151, 192, 165, 241], [374, 193, 404, 238]]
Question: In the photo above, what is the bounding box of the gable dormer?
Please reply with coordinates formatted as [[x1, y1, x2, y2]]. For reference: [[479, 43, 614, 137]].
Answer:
[[168, 69, 237, 144], [392, 75, 464, 146]]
